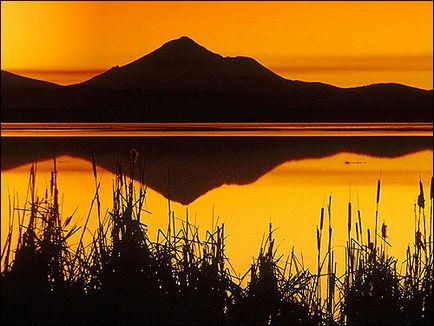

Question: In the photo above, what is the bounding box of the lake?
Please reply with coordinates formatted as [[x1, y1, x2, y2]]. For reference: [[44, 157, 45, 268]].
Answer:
[[1, 123, 432, 277]]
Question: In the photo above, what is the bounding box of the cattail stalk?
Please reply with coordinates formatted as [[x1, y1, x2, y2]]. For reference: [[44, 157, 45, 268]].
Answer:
[[375, 179, 381, 250]]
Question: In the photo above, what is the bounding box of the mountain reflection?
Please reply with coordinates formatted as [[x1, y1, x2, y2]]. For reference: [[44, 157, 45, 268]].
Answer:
[[1, 136, 431, 204]]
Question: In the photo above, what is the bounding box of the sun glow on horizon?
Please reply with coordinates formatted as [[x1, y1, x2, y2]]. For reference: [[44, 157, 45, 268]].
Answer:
[[1, 1, 433, 88]]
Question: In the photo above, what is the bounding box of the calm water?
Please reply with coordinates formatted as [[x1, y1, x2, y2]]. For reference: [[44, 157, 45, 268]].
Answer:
[[1, 123, 433, 275], [1, 122, 432, 136]]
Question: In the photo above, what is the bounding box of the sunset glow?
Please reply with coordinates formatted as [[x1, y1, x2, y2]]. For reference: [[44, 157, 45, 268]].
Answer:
[[2, 151, 432, 275], [1, 2, 433, 324], [1, 1, 433, 88]]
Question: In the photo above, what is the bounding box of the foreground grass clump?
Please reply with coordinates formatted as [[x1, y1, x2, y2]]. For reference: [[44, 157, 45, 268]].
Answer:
[[1, 158, 433, 325], [342, 178, 433, 325]]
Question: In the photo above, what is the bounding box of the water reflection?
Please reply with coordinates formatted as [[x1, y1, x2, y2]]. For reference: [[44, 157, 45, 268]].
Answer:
[[1, 135, 432, 275], [2, 136, 432, 204]]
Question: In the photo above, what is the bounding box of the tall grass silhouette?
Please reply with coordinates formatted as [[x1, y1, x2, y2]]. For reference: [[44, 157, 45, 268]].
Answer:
[[1, 156, 432, 325]]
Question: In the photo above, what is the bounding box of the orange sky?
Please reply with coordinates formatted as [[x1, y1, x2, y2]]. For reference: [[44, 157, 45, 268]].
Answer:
[[1, 1, 432, 88]]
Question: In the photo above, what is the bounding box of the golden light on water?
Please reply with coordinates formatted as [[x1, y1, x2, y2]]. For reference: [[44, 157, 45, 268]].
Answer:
[[1, 2, 433, 323], [1, 123, 433, 137], [2, 150, 432, 275]]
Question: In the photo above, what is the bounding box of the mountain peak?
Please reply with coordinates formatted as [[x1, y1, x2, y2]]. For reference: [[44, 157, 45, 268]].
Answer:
[[166, 36, 199, 46], [161, 36, 208, 50], [145, 36, 222, 65]]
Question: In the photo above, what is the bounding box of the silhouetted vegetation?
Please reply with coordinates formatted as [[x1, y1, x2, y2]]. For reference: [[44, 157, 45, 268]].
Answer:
[[1, 157, 432, 325]]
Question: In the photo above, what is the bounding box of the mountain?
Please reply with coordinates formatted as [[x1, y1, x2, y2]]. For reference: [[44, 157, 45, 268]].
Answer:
[[83, 36, 290, 93], [1, 36, 432, 122], [1, 71, 59, 89]]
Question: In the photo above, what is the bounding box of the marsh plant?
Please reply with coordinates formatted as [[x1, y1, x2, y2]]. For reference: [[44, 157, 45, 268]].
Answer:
[[1, 157, 432, 325]]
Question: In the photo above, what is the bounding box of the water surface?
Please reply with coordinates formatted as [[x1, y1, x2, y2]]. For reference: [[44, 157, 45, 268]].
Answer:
[[1, 122, 432, 137], [1, 123, 432, 276]]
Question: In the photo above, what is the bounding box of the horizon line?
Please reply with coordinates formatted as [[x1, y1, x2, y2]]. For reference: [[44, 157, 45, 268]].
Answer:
[[2, 68, 432, 91]]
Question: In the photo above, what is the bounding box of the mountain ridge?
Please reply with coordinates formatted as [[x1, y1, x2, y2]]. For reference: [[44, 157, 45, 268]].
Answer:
[[1, 36, 432, 122], [82, 36, 290, 92], [1, 70, 60, 88]]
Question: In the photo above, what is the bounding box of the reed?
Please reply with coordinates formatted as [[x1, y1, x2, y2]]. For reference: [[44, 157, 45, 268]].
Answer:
[[342, 177, 433, 325], [1, 158, 432, 325]]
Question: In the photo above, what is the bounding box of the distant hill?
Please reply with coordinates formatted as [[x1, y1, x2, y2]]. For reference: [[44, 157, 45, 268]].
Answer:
[[1, 71, 59, 89], [2, 36, 432, 122]]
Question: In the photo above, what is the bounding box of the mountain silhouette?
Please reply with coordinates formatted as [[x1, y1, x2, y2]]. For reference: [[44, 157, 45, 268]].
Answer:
[[1, 71, 59, 89], [83, 36, 290, 93], [1, 36, 432, 122]]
